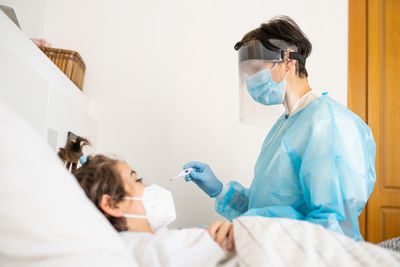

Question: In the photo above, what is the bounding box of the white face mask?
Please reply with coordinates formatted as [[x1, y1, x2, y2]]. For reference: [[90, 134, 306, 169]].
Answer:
[[123, 184, 176, 232]]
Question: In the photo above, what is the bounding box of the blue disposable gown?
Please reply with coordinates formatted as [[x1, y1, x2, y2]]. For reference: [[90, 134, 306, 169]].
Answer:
[[216, 95, 376, 241]]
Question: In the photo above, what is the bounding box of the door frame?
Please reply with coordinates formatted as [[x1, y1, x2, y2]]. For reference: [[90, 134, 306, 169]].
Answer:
[[348, 0, 368, 239]]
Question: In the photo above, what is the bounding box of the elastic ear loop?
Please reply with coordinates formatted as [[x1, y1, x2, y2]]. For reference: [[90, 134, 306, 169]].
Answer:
[[282, 70, 289, 80], [123, 197, 147, 219], [278, 69, 289, 105], [271, 61, 289, 104], [124, 214, 147, 219], [270, 62, 288, 82]]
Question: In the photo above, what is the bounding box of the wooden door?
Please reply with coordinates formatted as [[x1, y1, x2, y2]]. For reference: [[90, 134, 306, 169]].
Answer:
[[349, 0, 400, 243]]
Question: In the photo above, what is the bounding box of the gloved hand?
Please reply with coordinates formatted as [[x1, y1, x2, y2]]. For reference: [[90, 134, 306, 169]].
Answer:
[[183, 161, 223, 198]]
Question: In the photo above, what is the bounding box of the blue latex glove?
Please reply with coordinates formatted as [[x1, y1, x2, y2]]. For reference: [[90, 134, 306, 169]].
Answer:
[[183, 161, 223, 198]]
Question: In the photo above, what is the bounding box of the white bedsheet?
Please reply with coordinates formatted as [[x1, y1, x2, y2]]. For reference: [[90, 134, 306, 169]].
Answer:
[[120, 228, 229, 267], [121, 217, 400, 267], [233, 216, 400, 267]]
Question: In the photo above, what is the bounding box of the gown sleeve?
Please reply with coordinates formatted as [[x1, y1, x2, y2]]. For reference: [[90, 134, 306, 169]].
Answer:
[[215, 181, 250, 221], [293, 113, 376, 240], [214, 115, 287, 222], [243, 110, 376, 241]]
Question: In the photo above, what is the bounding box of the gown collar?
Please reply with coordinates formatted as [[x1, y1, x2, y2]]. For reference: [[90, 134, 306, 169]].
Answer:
[[286, 90, 321, 117]]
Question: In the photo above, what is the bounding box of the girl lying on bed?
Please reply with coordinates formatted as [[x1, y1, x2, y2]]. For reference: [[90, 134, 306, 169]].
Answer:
[[57, 136, 400, 267], [58, 137, 235, 266]]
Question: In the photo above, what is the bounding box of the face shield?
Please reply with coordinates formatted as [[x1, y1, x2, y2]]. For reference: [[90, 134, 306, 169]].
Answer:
[[237, 39, 304, 127]]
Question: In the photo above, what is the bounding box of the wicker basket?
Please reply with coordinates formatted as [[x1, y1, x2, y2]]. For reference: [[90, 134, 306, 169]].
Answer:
[[38, 46, 86, 91]]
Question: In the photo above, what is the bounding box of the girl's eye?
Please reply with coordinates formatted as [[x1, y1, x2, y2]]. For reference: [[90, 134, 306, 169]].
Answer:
[[136, 178, 143, 183]]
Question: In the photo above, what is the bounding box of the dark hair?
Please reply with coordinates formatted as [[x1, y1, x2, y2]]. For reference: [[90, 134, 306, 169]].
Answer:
[[58, 136, 128, 232], [57, 135, 90, 172], [234, 16, 312, 78]]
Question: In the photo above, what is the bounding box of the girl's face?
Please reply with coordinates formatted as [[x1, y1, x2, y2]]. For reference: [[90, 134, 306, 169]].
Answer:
[[115, 161, 152, 232]]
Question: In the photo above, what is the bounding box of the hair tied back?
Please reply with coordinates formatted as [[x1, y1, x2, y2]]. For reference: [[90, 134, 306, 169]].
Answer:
[[79, 155, 88, 165]]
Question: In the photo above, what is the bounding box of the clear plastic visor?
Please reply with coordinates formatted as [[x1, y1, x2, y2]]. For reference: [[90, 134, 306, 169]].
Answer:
[[238, 40, 285, 127], [238, 62, 284, 127]]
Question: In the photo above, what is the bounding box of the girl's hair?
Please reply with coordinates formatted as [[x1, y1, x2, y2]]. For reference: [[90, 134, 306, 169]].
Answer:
[[58, 135, 128, 232]]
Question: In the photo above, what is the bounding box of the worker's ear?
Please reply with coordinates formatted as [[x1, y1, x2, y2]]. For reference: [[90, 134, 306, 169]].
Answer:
[[99, 194, 124, 217], [285, 58, 297, 73]]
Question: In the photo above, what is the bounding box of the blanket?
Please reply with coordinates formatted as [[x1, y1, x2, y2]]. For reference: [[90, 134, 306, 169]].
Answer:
[[121, 216, 400, 267]]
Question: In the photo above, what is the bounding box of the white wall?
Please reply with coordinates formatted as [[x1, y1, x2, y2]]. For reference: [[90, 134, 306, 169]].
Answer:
[[3, 0, 348, 228], [0, 0, 47, 38]]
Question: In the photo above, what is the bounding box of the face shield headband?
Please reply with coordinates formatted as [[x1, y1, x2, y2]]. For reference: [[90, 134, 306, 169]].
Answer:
[[238, 39, 306, 65]]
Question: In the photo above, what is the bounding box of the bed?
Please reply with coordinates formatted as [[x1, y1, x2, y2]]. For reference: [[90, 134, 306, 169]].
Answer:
[[1, 101, 399, 267]]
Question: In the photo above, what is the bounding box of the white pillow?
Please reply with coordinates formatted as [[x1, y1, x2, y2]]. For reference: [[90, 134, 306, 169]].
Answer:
[[0, 102, 138, 267]]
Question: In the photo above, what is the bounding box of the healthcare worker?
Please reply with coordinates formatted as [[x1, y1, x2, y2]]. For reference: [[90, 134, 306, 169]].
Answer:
[[184, 16, 376, 241]]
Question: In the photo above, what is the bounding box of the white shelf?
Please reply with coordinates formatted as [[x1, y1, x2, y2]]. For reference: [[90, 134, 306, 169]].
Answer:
[[0, 10, 97, 150]]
